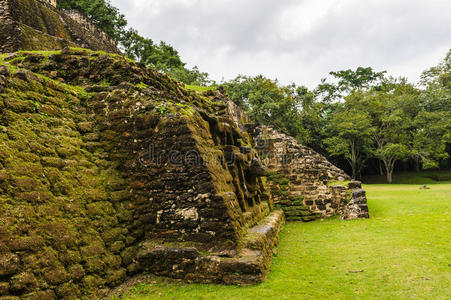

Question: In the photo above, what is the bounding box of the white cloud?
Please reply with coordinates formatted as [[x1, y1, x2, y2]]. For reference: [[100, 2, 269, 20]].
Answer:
[[111, 0, 451, 88]]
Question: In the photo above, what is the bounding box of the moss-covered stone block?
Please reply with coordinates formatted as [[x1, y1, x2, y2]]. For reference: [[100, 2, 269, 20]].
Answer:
[[55, 282, 79, 299], [0, 48, 364, 297], [9, 272, 38, 293], [43, 267, 69, 285], [0, 282, 10, 295], [68, 264, 85, 282], [0, 254, 20, 277]]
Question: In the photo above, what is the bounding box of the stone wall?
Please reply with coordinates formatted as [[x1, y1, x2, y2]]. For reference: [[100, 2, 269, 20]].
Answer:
[[0, 0, 120, 53], [220, 99, 369, 221], [0, 0, 19, 53], [62, 10, 117, 50], [247, 125, 370, 221], [0, 49, 284, 298]]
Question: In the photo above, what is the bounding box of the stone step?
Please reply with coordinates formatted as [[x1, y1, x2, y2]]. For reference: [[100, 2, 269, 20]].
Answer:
[[137, 210, 285, 285], [352, 188, 366, 198]]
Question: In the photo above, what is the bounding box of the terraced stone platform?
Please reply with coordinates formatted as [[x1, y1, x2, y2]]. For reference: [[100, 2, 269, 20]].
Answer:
[[137, 210, 284, 284]]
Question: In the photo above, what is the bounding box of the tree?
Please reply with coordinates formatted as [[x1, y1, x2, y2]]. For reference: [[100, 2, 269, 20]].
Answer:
[[313, 67, 388, 175], [414, 49, 451, 169], [167, 66, 214, 87], [316, 67, 386, 102], [222, 75, 288, 124], [375, 143, 410, 184], [324, 106, 375, 179], [290, 86, 326, 150], [222, 75, 305, 140], [413, 110, 450, 169], [120, 29, 154, 63], [121, 29, 184, 71], [369, 78, 417, 183]]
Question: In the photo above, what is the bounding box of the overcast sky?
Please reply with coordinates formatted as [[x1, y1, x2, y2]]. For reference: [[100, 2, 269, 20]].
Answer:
[[111, 0, 450, 88]]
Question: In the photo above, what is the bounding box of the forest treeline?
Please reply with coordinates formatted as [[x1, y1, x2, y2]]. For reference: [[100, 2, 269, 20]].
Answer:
[[58, 0, 450, 182], [222, 61, 450, 183]]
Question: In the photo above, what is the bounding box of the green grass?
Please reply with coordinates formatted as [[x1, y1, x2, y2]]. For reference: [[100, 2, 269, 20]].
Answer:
[[363, 169, 451, 185], [16, 49, 62, 56], [184, 84, 216, 92], [115, 183, 451, 299]]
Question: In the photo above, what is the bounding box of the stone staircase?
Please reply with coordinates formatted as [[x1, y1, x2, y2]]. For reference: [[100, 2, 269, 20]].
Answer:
[[137, 210, 285, 284]]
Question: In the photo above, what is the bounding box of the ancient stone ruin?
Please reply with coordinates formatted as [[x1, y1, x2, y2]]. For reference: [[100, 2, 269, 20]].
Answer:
[[0, 1, 369, 298], [61, 10, 117, 48], [0, 0, 119, 53], [0, 49, 369, 298], [247, 125, 369, 221]]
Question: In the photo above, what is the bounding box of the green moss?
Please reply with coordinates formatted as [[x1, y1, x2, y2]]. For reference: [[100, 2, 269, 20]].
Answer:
[[155, 103, 169, 115], [327, 180, 351, 187], [82, 275, 104, 292], [184, 84, 216, 92], [136, 82, 148, 89], [0, 47, 281, 297], [267, 171, 290, 187], [43, 267, 69, 285], [68, 264, 85, 282], [18, 24, 75, 51], [17, 50, 62, 57]]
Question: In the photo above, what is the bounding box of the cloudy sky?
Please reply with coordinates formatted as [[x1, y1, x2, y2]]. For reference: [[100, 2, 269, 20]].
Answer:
[[111, 0, 450, 88]]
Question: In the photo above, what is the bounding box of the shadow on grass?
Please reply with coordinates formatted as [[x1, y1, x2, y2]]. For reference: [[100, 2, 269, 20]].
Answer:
[[362, 169, 451, 185]]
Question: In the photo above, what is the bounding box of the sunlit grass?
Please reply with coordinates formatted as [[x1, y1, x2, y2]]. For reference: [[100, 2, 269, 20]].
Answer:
[[184, 84, 216, 92]]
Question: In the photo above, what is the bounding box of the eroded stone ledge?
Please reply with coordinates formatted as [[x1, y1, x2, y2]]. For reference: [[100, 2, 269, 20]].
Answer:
[[137, 210, 285, 285]]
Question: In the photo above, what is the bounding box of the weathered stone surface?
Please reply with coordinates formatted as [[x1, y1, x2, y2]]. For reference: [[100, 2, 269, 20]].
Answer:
[[243, 122, 370, 221], [0, 66, 11, 77], [0, 282, 10, 295], [0, 254, 19, 277], [9, 273, 38, 293], [0, 0, 119, 53], [0, 49, 368, 298], [0, 49, 278, 296], [138, 210, 284, 284]]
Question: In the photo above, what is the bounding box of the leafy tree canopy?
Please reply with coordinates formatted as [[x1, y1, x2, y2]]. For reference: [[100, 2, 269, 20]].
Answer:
[[316, 67, 386, 102]]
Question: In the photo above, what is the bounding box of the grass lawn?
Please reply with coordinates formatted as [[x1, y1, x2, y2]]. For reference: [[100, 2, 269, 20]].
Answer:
[[115, 183, 451, 299]]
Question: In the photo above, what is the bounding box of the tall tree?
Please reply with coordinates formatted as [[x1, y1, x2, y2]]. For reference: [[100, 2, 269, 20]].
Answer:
[[121, 29, 183, 71], [414, 49, 451, 169], [291, 86, 326, 150], [324, 106, 375, 179], [370, 79, 417, 183]]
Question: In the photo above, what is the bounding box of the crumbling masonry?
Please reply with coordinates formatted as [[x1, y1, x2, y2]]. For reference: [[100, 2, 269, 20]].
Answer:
[[0, 0, 119, 53], [0, 47, 369, 299], [247, 125, 369, 221], [0, 1, 369, 297]]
